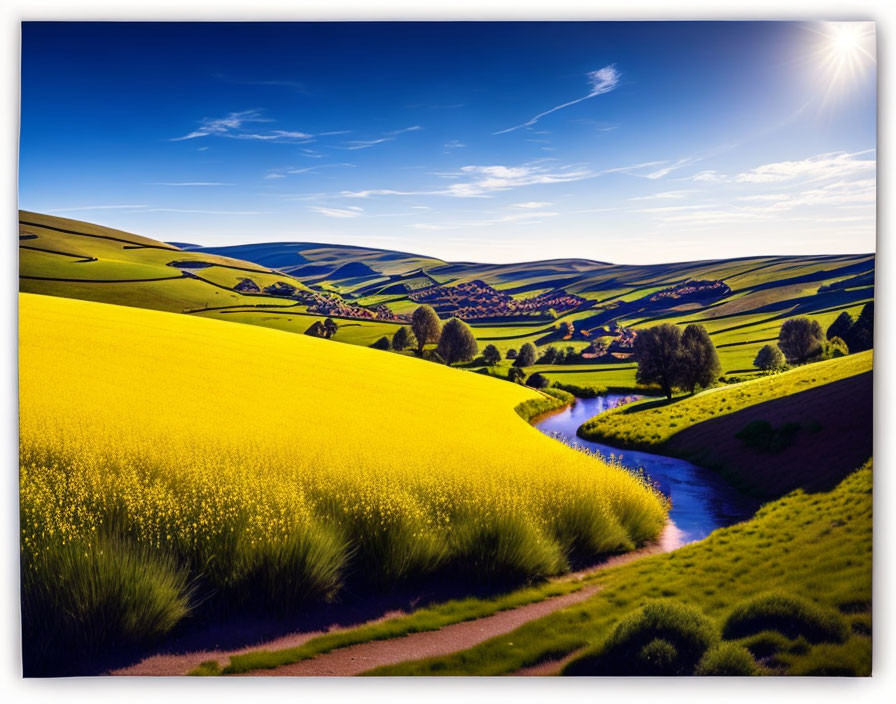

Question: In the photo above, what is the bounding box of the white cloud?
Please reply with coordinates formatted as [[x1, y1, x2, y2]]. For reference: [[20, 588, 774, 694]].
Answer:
[[172, 110, 314, 143], [512, 201, 553, 208], [628, 191, 693, 201], [48, 204, 149, 212], [309, 206, 364, 218], [495, 65, 621, 134], [337, 162, 592, 200], [735, 150, 875, 183], [691, 170, 729, 183], [443, 139, 466, 150], [342, 126, 422, 150]]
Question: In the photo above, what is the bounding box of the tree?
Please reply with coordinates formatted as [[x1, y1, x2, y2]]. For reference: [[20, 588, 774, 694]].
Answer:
[[304, 321, 327, 338], [370, 336, 391, 351], [777, 317, 824, 364], [323, 317, 338, 339], [537, 345, 558, 364], [391, 325, 415, 351], [411, 305, 442, 353], [634, 323, 683, 400], [847, 302, 873, 352], [514, 342, 537, 367], [826, 311, 854, 342], [526, 372, 550, 389], [436, 318, 479, 365], [753, 344, 785, 372], [506, 348, 518, 360], [482, 344, 501, 366], [508, 367, 526, 384], [678, 324, 721, 394]]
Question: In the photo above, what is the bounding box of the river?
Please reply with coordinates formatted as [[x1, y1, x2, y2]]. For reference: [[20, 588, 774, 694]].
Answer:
[[534, 394, 759, 549]]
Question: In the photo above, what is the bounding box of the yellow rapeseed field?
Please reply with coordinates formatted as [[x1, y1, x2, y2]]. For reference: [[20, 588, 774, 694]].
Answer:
[[19, 292, 666, 667]]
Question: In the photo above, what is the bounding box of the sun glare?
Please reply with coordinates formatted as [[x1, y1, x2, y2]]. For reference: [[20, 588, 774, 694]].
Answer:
[[812, 22, 876, 104]]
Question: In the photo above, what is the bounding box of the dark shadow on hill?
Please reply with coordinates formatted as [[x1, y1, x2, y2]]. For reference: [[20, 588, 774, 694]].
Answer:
[[665, 371, 873, 499]]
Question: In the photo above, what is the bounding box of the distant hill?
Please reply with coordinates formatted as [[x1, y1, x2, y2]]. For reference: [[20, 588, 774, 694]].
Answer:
[[19, 211, 874, 390]]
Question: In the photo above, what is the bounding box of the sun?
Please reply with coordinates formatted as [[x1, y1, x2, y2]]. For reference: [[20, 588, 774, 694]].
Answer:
[[811, 22, 876, 102]]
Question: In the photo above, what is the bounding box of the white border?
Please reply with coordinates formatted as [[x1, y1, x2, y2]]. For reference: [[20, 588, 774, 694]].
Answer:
[[2, 2, 892, 703]]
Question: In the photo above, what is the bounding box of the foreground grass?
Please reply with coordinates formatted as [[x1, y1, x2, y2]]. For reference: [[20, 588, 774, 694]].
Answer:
[[579, 351, 873, 451], [191, 580, 584, 675], [369, 462, 872, 675], [19, 293, 666, 675]]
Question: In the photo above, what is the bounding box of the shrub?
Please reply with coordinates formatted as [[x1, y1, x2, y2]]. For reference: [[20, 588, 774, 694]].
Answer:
[[370, 336, 391, 350], [391, 325, 415, 351], [551, 382, 608, 398], [753, 344, 785, 372], [722, 592, 849, 644], [508, 366, 526, 384], [735, 420, 801, 452], [21, 538, 191, 675], [506, 348, 518, 360], [564, 601, 718, 675], [526, 372, 551, 389], [448, 512, 568, 585], [825, 336, 849, 359], [695, 642, 758, 675], [304, 321, 327, 338]]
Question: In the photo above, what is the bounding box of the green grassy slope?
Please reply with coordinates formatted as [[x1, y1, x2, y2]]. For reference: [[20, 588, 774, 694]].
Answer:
[[367, 462, 872, 676], [579, 351, 873, 497]]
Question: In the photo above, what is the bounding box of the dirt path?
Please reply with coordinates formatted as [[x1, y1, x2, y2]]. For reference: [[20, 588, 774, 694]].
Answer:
[[255, 585, 601, 677], [112, 522, 680, 677]]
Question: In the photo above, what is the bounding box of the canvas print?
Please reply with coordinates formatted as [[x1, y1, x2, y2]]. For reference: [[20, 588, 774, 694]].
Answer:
[[18, 21, 874, 677]]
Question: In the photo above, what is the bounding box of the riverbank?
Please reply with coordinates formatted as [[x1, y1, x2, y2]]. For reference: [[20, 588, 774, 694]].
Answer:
[[575, 353, 873, 498]]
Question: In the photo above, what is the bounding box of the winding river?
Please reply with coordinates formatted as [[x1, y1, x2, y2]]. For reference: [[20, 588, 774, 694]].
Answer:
[[535, 394, 759, 549]]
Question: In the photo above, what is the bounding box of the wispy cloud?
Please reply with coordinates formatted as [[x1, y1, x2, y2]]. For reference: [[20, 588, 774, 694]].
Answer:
[[628, 190, 694, 201], [513, 201, 553, 209], [735, 150, 875, 183], [443, 139, 466, 151], [172, 109, 313, 143], [338, 162, 593, 199], [309, 206, 364, 218], [264, 163, 355, 179], [341, 126, 422, 150], [494, 65, 620, 135]]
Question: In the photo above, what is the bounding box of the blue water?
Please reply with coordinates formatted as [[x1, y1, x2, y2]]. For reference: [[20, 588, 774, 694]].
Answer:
[[534, 395, 759, 547]]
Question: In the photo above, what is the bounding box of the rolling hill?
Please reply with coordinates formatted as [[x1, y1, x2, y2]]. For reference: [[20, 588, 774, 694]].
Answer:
[[18, 291, 666, 674], [19, 211, 874, 389]]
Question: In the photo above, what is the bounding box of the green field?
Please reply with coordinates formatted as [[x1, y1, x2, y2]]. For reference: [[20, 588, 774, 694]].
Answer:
[[20, 211, 874, 391], [367, 462, 872, 676]]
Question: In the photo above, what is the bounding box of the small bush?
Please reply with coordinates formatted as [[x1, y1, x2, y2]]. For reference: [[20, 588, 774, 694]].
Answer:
[[564, 601, 718, 675], [695, 642, 758, 675], [739, 630, 793, 659], [22, 537, 191, 675], [448, 513, 568, 585], [722, 592, 849, 644], [526, 372, 551, 389]]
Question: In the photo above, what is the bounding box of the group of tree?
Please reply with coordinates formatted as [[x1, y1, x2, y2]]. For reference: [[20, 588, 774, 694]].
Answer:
[[370, 305, 479, 365], [825, 302, 873, 354], [305, 317, 339, 339], [634, 323, 722, 400], [754, 303, 873, 372]]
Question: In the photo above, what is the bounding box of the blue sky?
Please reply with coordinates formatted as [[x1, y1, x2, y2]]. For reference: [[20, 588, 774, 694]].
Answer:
[[20, 21, 876, 263]]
